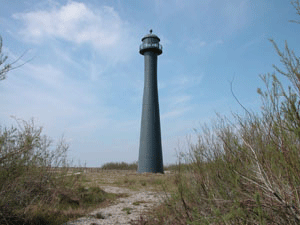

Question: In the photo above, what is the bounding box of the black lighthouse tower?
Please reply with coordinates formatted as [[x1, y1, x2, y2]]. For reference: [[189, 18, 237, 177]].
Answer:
[[138, 30, 163, 173]]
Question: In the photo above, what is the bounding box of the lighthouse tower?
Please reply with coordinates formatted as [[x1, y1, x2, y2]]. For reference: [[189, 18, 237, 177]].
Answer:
[[138, 30, 163, 173]]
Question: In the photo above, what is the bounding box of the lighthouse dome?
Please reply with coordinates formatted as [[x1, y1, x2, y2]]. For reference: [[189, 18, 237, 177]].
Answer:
[[141, 29, 160, 42], [139, 29, 162, 55]]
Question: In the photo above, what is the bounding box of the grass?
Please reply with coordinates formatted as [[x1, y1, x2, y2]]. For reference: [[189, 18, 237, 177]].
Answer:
[[0, 119, 125, 224], [95, 212, 106, 219], [77, 169, 176, 193], [100, 161, 180, 172], [101, 161, 138, 170], [133, 201, 147, 206], [116, 172, 176, 192], [122, 207, 133, 215]]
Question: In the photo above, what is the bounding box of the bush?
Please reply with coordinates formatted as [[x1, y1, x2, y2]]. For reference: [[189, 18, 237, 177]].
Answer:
[[0, 118, 81, 224], [101, 161, 138, 170]]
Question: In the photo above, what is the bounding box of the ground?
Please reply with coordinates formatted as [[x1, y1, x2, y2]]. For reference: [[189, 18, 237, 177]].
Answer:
[[64, 170, 174, 225]]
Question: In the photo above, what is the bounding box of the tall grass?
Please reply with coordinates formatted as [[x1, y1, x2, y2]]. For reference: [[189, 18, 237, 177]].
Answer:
[[100, 161, 181, 171], [131, 1, 300, 224], [101, 161, 138, 170], [0, 119, 111, 224]]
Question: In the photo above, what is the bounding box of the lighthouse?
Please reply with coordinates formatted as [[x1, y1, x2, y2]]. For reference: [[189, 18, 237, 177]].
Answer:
[[138, 30, 164, 173]]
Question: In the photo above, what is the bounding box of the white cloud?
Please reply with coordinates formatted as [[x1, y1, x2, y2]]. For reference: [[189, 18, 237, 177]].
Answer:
[[160, 94, 192, 120], [237, 34, 266, 54], [161, 107, 192, 120], [184, 38, 224, 53], [185, 39, 207, 52], [13, 1, 136, 63], [0, 60, 105, 126], [53, 47, 84, 71], [171, 74, 203, 91], [168, 95, 191, 107], [157, 73, 204, 120], [13, 2, 116, 47]]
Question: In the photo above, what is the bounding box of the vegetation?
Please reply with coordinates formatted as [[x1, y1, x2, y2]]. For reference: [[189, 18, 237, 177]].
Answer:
[[0, 118, 119, 224], [114, 172, 175, 192], [131, 1, 300, 224], [0, 38, 116, 224], [0, 36, 31, 81], [100, 161, 180, 172], [122, 207, 133, 215], [0, 36, 11, 80], [101, 161, 138, 170], [1, 1, 300, 224]]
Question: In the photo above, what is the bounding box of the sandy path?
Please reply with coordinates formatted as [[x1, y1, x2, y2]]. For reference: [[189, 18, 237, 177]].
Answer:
[[65, 186, 169, 225]]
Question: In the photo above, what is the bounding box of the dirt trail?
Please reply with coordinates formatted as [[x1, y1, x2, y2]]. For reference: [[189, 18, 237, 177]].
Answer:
[[65, 186, 169, 225]]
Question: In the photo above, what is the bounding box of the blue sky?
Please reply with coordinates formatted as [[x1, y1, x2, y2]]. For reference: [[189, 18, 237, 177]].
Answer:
[[0, 0, 299, 167]]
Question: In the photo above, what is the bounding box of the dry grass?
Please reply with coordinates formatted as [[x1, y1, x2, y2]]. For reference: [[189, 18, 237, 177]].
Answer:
[[101, 162, 138, 170], [0, 120, 126, 224], [78, 169, 177, 193]]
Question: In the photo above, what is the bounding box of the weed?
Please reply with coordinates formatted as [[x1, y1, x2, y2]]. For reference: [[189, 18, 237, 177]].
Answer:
[[133, 201, 146, 206], [101, 162, 138, 170], [122, 207, 133, 215], [0, 118, 114, 224], [140, 180, 147, 186], [124, 176, 136, 185], [95, 212, 105, 219]]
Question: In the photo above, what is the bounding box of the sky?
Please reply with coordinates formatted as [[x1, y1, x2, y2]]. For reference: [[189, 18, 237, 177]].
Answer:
[[0, 0, 299, 167]]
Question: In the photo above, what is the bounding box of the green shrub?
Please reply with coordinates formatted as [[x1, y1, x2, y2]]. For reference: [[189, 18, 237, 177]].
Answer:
[[79, 186, 106, 205], [101, 161, 138, 170], [0, 119, 86, 224]]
